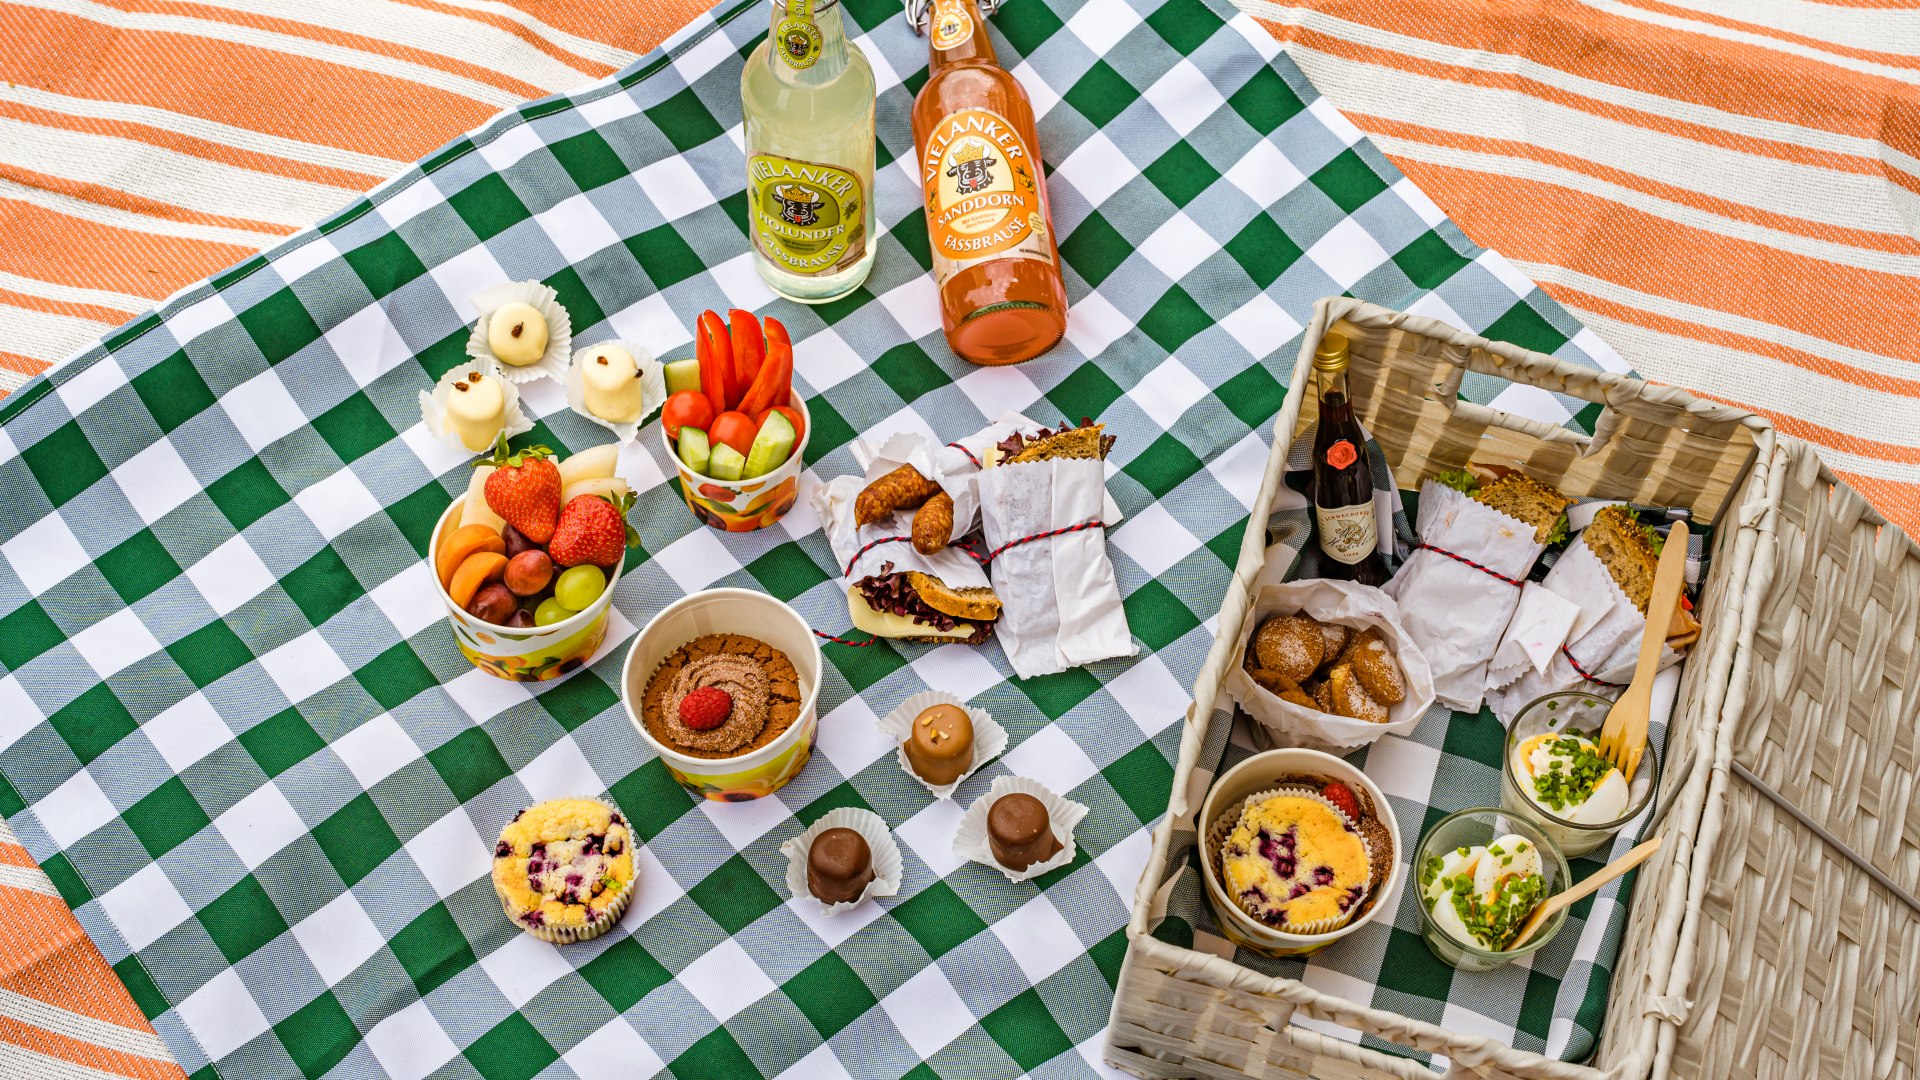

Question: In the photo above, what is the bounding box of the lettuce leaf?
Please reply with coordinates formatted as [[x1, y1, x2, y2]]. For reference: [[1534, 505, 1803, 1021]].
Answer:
[[1432, 468, 1478, 494]]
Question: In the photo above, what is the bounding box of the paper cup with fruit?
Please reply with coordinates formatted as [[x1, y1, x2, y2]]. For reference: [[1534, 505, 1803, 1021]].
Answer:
[[660, 309, 809, 533], [565, 339, 666, 444], [431, 437, 640, 681]]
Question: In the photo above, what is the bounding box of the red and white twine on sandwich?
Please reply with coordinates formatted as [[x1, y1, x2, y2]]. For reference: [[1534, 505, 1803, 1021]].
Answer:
[[945, 441, 981, 469], [1559, 644, 1627, 689], [1411, 541, 1527, 588], [813, 519, 1108, 646]]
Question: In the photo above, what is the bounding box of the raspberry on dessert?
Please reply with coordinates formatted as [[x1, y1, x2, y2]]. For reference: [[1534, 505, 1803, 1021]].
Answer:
[[679, 686, 734, 731], [1321, 781, 1360, 822]]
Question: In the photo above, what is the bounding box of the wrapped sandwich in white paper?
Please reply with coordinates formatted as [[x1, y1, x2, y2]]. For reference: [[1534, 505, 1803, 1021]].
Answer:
[[1383, 468, 1573, 711]]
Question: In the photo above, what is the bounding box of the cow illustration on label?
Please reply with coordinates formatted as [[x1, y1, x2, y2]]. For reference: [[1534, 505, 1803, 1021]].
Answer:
[[774, 184, 823, 227], [945, 140, 997, 196]]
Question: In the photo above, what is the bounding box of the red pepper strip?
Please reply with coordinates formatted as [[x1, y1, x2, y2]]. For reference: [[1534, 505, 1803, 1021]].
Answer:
[[697, 310, 732, 414], [729, 309, 763, 388], [740, 318, 793, 417], [764, 317, 792, 408]]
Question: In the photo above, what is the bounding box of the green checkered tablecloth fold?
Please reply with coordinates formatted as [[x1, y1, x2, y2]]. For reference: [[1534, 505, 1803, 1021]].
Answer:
[[0, 0, 1630, 1073]]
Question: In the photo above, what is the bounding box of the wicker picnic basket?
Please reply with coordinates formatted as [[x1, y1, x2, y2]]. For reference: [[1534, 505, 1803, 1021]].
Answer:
[[1103, 295, 1909, 1079]]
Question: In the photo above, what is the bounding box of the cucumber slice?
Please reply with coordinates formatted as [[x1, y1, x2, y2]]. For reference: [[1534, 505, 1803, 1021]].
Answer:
[[742, 410, 796, 478], [663, 358, 702, 398], [707, 444, 746, 482], [677, 427, 711, 476]]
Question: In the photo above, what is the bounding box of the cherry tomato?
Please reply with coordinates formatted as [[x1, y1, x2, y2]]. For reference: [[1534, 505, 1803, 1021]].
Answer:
[[709, 411, 759, 458], [662, 391, 715, 440], [755, 405, 805, 446]]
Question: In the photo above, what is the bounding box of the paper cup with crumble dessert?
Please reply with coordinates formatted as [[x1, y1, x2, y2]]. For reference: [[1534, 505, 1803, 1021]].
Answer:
[[1225, 579, 1437, 755], [1198, 747, 1403, 958], [621, 588, 823, 801]]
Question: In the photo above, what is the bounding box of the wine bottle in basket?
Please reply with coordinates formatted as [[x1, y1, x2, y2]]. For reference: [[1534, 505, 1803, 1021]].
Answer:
[[1311, 333, 1389, 586]]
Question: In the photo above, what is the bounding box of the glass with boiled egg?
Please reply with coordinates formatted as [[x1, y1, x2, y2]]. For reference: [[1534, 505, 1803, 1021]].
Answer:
[[1414, 808, 1569, 971], [1501, 691, 1660, 857]]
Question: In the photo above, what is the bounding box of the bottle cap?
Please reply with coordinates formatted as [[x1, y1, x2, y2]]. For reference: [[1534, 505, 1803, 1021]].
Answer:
[[1312, 332, 1351, 373]]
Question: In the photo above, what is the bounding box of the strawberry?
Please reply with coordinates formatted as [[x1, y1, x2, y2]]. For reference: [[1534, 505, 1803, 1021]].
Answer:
[[678, 687, 732, 731], [549, 490, 639, 568], [480, 434, 562, 544], [1321, 781, 1360, 822]]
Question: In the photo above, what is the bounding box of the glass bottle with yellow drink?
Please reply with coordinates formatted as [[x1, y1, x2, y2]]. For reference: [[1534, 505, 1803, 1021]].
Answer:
[[741, 0, 877, 303]]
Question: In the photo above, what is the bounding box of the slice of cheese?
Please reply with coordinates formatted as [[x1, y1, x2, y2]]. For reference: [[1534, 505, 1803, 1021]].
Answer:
[[847, 588, 977, 640]]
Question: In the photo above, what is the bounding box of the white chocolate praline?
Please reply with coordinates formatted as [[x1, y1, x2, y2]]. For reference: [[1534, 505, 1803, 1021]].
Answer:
[[488, 302, 549, 366], [446, 370, 506, 451], [580, 345, 644, 423]]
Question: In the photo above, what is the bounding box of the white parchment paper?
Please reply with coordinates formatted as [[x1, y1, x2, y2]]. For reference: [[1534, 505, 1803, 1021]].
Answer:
[[1381, 480, 1548, 711]]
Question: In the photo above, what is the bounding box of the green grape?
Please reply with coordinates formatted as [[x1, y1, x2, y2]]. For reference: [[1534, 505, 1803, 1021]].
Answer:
[[554, 565, 606, 610], [534, 597, 577, 626]]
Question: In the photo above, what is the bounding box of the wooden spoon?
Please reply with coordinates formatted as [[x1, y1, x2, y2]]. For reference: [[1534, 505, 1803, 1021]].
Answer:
[[1598, 520, 1689, 781], [1507, 836, 1662, 950]]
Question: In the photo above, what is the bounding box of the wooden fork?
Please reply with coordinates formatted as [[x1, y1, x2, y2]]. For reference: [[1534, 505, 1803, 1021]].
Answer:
[[1598, 520, 1689, 781], [1507, 836, 1662, 950]]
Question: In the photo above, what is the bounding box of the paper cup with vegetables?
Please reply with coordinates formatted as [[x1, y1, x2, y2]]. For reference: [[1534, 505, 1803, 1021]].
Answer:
[[660, 309, 810, 533], [431, 438, 641, 680]]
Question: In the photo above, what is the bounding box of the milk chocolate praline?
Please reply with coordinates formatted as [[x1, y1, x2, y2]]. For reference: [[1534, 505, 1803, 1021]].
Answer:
[[987, 792, 1062, 871], [807, 828, 875, 905], [903, 704, 974, 786]]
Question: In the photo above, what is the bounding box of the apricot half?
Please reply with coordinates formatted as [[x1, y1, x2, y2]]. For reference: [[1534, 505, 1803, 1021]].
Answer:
[[448, 551, 508, 608], [437, 524, 504, 588]]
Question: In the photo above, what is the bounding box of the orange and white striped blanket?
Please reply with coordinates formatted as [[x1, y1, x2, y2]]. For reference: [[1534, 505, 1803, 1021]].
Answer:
[[0, 0, 1914, 1073]]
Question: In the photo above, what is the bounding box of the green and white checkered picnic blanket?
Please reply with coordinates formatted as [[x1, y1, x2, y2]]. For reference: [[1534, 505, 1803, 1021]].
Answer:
[[0, 0, 1634, 1073]]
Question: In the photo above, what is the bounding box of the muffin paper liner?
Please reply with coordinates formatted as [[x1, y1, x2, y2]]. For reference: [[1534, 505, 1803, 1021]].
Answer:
[[1205, 786, 1375, 937], [419, 358, 533, 455], [953, 776, 1088, 883], [492, 795, 634, 944], [780, 807, 902, 915], [875, 690, 1007, 800], [467, 280, 573, 385], [563, 339, 665, 444]]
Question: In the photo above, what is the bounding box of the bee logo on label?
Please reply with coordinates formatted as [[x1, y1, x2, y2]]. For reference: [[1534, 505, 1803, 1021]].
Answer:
[[945, 140, 998, 196]]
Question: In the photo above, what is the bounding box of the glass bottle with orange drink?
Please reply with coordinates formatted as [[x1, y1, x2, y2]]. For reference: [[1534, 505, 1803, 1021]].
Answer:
[[910, 0, 1068, 365]]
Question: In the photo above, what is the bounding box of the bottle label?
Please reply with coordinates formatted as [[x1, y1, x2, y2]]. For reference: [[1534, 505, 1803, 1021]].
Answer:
[[1325, 438, 1358, 471], [929, 0, 974, 49], [1316, 501, 1378, 565], [774, 0, 822, 69], [747, 154, 866, 276], [920, 108, 1051, 289]]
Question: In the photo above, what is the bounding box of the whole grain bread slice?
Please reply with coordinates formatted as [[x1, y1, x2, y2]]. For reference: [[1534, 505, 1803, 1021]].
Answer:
[[906, 571, 1001, 622], [1583, 504, 1659, 612], [1471, 473, 1573, 544]]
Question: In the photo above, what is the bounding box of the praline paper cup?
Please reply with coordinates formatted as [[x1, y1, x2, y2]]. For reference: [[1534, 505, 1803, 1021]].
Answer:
[[420, 358, 533, 455], [953, 776, 1087, 883], [491, 795, 634, 944], [1206, 786, 1374, 937], [780, 807, 902, 914], [565, 339, 665, 443], [1197, 747, 1402, 958], [467, 280, 573, 385], [876, 690, 1007, 799], [620, 588, 823, 801], [665, 395, 810, 533], [428, 502, 621, 681]]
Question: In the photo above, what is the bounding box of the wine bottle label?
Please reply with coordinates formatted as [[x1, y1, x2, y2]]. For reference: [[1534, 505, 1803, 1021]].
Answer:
[[920, 108, 1052, 289], [929, 0, 974, 49], [1316, 501, 1378, 565], [774, 0, 822, 69], [747, 154, 866, 276]]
